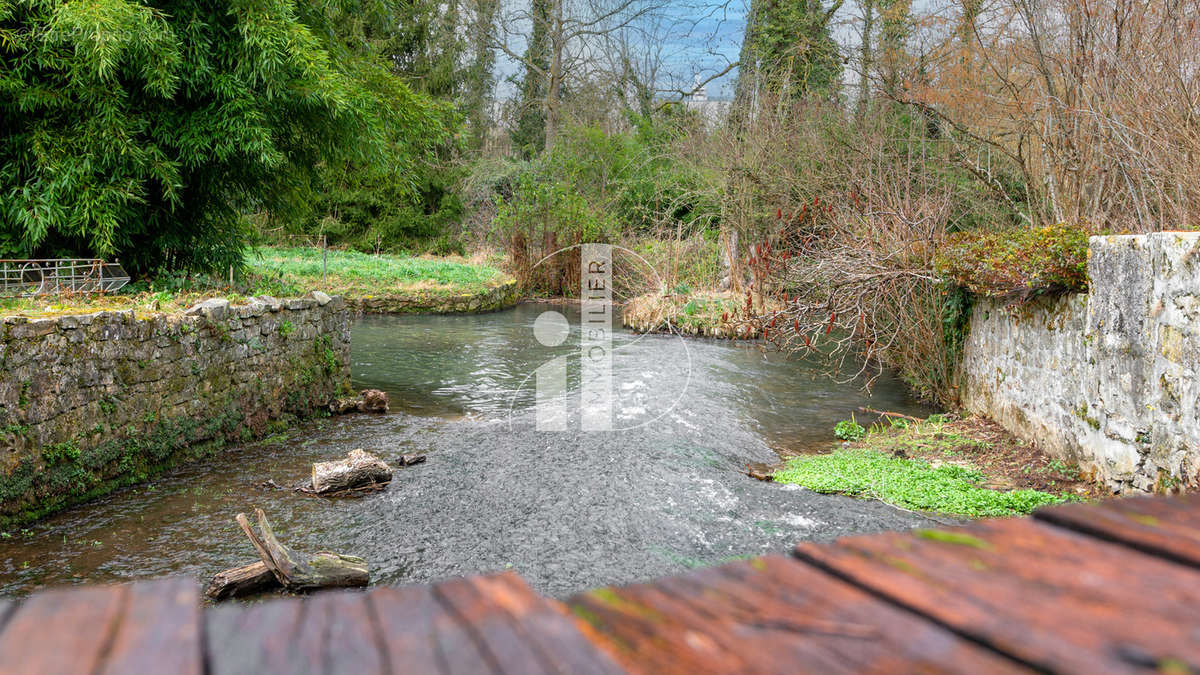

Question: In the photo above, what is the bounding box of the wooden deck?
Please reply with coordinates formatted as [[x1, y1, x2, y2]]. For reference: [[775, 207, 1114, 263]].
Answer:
[[3, 493, 1200, 674]]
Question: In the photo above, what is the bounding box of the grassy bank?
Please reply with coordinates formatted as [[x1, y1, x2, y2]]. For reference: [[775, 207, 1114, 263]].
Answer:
[[773, 415, 1092, 517], [245, 247, 506, 298], [0, 247, 510, 319], [0, 289, 247, 320]]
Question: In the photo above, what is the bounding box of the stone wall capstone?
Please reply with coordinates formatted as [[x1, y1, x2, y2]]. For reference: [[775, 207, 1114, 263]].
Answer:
[[0, 293, 351, 524], [962, 232, 1200, 493]]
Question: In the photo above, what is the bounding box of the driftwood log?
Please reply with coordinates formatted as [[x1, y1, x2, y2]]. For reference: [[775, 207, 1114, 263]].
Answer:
[[206, 509, 370, 599], [328, 389, 390, 415], [311, 449, 392, 494], [236, 508, 369, 591], [205, 561, 277, 600]]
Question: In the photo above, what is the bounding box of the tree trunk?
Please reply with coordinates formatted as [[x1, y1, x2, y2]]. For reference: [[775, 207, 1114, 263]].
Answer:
[[544, 0, 564, 150], [311, 449, 392, 494], [236, 508, 369, 592], [856, 0, 875, 122]]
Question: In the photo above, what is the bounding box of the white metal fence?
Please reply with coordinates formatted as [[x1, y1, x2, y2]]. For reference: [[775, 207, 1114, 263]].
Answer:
[[0, 259, 130, 297]]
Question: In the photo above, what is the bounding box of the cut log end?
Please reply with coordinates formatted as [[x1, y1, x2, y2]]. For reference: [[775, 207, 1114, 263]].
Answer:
[[311, 449, 392, 494]]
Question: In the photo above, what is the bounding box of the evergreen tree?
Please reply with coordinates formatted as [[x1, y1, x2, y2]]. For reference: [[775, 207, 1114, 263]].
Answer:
[[735, 0, 844, 102], [510, 0, 551, 158]]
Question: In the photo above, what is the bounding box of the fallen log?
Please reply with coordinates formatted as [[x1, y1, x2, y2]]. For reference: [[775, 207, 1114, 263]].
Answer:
[[311, 448, 392, 494], [205, 561, 278, 600], [328, 389, 390, 415], [236, 508, 369, 591]]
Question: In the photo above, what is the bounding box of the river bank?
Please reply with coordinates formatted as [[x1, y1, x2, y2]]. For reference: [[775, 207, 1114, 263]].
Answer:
[[771, 414, 1097, 518], [0, 249, 523, 525], [0, 306, 936, 597]]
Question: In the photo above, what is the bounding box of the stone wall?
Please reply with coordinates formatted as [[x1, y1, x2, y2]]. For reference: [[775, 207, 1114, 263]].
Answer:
[[347, 278, 521, 315], [962, 232, 1200, 493], [0, 293, 350, 524]]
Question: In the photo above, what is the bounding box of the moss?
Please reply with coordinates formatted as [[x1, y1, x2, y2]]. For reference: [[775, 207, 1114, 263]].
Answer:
[[937, 222, 1093, 298], [41, 440, 81, 465], [1073, 403, 1101, 430], [586, 588, 665, 622], [0, 383, 330, 528], [915, 529, 993, 549]]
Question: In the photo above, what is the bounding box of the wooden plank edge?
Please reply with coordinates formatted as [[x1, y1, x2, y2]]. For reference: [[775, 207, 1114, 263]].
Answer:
[[1033, 505, 1200, 570], [790, 539, 1054, 673]]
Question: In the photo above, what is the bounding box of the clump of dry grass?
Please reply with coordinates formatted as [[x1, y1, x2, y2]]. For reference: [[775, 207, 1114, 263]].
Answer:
[[622, 291, 782, 338]]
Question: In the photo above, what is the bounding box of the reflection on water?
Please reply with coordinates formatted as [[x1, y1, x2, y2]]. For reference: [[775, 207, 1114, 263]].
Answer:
[[0, 304, 932, 598]]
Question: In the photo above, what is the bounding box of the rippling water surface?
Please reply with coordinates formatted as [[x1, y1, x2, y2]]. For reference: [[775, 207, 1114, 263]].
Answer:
[[0, 304, 933, 597]]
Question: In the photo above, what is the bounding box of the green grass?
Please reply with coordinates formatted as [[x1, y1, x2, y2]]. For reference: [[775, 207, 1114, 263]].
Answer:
[[773, 449, 1065, 517], [245, 247, 504, 297]]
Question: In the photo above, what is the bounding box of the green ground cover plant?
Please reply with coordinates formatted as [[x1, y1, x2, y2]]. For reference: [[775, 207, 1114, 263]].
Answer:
[[773, 448, 1066, 517]]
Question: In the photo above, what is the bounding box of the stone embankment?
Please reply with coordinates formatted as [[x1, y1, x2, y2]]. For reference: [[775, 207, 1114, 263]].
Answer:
[[347, 278, 521, 315], [0, 293, 350, 524], [962, 232, 1200, 493]]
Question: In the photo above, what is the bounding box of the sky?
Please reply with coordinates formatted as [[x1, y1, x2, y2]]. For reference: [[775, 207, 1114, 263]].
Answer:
[[492, 0, 751, 101], [491, 0, 880, 103]]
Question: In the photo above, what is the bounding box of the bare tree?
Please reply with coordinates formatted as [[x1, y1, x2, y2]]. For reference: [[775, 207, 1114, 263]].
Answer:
[[492, 0, 672, 150]]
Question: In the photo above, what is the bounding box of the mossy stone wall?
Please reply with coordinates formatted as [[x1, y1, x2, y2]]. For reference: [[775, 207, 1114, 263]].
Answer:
[[962, 233, 1200, 493], [0, 293, 350, 525], [347, 279, 521, 315]]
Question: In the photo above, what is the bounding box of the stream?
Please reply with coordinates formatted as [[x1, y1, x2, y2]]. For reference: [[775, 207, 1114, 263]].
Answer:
[[0, 303, 933, 598]]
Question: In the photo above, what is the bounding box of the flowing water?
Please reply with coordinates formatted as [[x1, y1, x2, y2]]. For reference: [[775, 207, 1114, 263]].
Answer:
[[0, 304, 934, 598]]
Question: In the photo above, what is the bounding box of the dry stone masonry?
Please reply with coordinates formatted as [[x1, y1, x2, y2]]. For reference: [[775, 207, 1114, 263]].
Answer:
[[346, 278, 520, 315], [963, 232, 1200, 493], [0, 293, 350, 524]]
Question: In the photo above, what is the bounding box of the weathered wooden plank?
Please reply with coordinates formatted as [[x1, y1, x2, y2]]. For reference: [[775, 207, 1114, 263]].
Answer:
[[571, 579, 753, 674], [206, 595, 307, 674], [101, 577, 203, 675], [0, 598, 14, 635], [0, 584, 127, 675], [290, 591, 387, 674], [1036, 493, 1200, 567], [207, 590, 387, 675], [677, 560, 1024, 673], [473, 574, 624, 675], [795, 518, 1200, 673], [569, 555, 1021, 674], [433, 575, 557, 675], [370, 583, 494, 674]]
